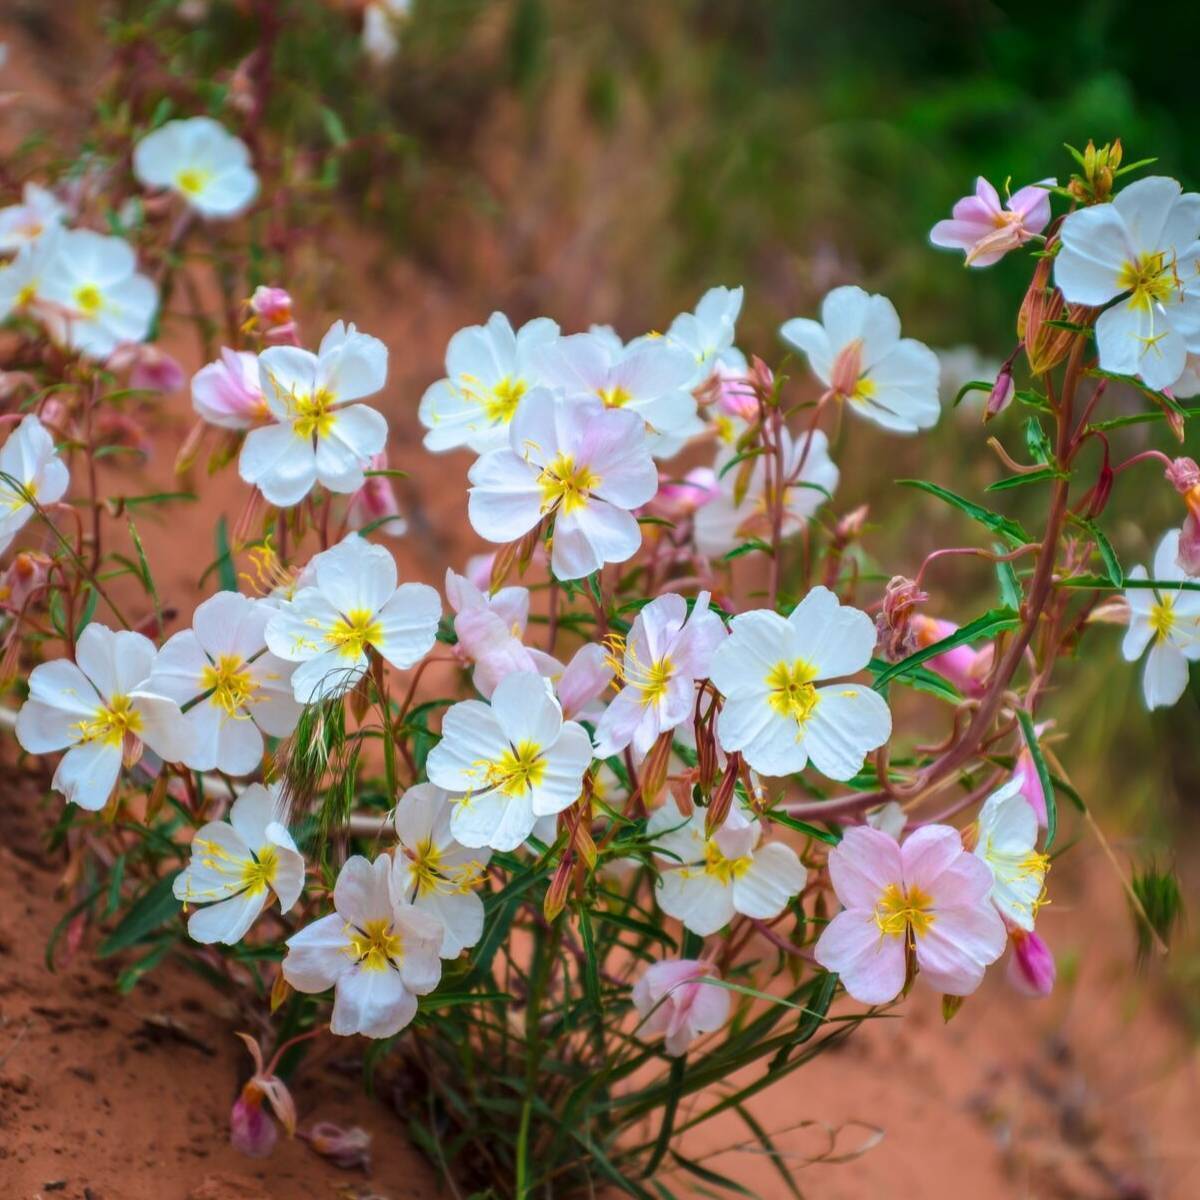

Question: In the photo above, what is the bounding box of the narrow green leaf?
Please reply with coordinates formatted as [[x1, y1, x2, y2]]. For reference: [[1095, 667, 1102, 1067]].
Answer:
[[215, 516, 238, 592], [765, 810, 841, 845], [1015, 710, 1057, 850], [872, 608, 1019, 690], [985, 466, 1065, 492], [1073, 517, 1122, 586], [74, 586, 99, 638], [994, 545, 1022, 609], [717, 447, 764, 480], [899, 479, 1030, 548], [1024, 417, 1053, 464], [952, 379, 993, 408], [722, 538, 772, 561], [97, 869, 182, 957]]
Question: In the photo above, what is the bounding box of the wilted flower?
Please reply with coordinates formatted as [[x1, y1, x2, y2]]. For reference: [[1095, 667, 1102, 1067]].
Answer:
[[930, 177, 1053, 267], [133, 116, 259, 219], [874, 576, 928, 663], [305, 1121, 371, 1170], [1006, 926, 1056, 997], [647, 466, 720, 521], [107, 342, 186, 394], [230, 1032, 297, 1159], [632, 958, 731, 1056], [0, 550, 49, 611]]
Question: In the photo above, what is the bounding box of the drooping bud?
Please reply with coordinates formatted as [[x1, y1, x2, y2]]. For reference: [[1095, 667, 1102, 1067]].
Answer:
[[231, 1085, 278, 1158], [874, 576, 928, 663], [1007, 927, 1056, 997], [543, 850, 575, 921], [984, 363, 1015, 421], [694, 703, 719, 796]]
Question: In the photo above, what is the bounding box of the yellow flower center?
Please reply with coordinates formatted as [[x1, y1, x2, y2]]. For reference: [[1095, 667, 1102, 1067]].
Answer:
[[409, 838, 444, 896], [345, 918, 403, 972], [200, 653, 258, 717], [486, 739, 546, 797], [1117, 251, 1178, 310], [764, 658, 819, 724], [175, 167, 212, 197], [293, 388, 336, 440], [325, 608, 383, 658], [597, 385, 632, 409], [482, 377, 526, 424], [702, 840, 752, 884], [240, 845, 279, 896], [874, 882, 935, 941], [74, 284, 102, 316], [537, 453, 600, 516], [851, 376, 876, 405], [1150, 596, 1176, 641], [76, 694, 143, 747], [636, 656, 673, 707], [15, 282, 36, 308]]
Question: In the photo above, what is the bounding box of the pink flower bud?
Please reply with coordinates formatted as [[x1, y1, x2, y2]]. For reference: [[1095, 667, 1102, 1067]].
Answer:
[[912, 615, 992, 697], [713, 366, 761, 421], [984, 365, 1015, 421], [249, 286, 299, 344], [1007, 928, 1056, 997], [1015, 721, 1050, 826], [0, 551, 49, 611], [346, 452, 406, 538], [632, 959, 731, 1056], [192, 348, 266, 430], [1178, 514, 1200, 577], [1165, 456, 1200, 494], [107, 343, 186, 394], [230, 1085, 278, 1158], [647, 467, 719, 520]]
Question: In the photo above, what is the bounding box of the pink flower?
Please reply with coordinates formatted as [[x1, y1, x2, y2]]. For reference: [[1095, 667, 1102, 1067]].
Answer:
[[0, 551, 49, 611], [815, 824, 1006, 1004], [192, 348, 266, 430], [107, 343, 186, 394], [912, 615, 992, 697], [632, 958, 731, 1056], [646, 466, 720, 521], [346, 452, 407, 538], [248, 285, 300, 344], [1006, 927, 1056, 997], [930, 177, 1054, 267], [555, 643, 614, 722], [230, 1033, 297, 1159], [1014, 721, 1050, 826]]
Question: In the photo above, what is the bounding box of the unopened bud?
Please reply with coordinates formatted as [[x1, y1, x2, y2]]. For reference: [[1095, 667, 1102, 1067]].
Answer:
[[639, 730, 674, 808], [1007, 927, 1056, 997], [705, 752, 741, 838], [543, 851, 574, 921], [984, 365, 1015, 422]]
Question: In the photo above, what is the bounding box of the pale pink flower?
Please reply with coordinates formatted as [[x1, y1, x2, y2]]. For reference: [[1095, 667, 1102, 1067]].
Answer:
[[593, 592, 727, 760], [930, 177, 1054, 267], [911, 615, 992, 697], [632, 958, 731, 1056], [1006, 927, 1056, 997], [249, 285, 299, 344], [646, 466, 719, 521], [192, 348, 266, 430], [0, 551, 49, 611], [1014, 721, 1050, 826], [555, 643, 614, 722], [814, 824, 1006, 1004], [107, 342, 186, 394], [346, 451, 407, 538], [230, 1032, 297, 1159]]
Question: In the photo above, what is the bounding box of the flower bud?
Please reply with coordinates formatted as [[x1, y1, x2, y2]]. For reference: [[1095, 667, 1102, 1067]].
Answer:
[[107, 342, 186, 394], [0, 550, 49, 611], [705, 752, 741, 838], [346, 452, 407, 538], [984, 364, 1015, 421], [1007, 927, 1056, 997], [246, 286, 299, 345], [638, 729, 675, 808]]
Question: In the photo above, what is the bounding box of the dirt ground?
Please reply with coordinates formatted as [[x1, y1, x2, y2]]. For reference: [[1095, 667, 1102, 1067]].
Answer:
[[1, 10, 1199, 1200]]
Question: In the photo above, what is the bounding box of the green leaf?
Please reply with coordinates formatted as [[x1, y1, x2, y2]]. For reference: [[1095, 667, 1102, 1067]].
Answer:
[[214, 516, 237, 592], [121, 491, 197, 509], [1055, 575, 1200, 592], [1024, 417, 1053, 464], [872, 608, 1020, 690], [717, 446, 764, 480], [1015, 710, 1057, 851], [74, 586, 99, 638], [994, 545, 1022, 610], [952, 379, 993, 408], [898, 479, 1030, 548], [97, 870, 182, 957], [985, 466, 1065, 492], [722, 538, 772, 561], [669, 1151, 757, 1196], [765, 810, 841, 845], [319, 105, 349, 147], [1073, 517, 1122, 586]]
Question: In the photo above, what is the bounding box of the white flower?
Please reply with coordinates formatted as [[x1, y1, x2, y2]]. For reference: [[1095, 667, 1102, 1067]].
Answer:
[[38, 229, 158, 359], [0, 225, 64, 322], [145, 592, 302, 775], [1055, 176, 1200, 391], [0, 182, 67, 252], [780, 285, 941, 433], [533, 330, 703, 457], [467, 389, 658, 581], [240, 321, 390, 507], [0, 415, 69, 557], [173, 783, 305, 944], [15, 623, 190, 810], [694, 426, 839, 557], [1122, 528, 1200, 709], [426, 672, 593, 852], [362, 0, 412, 64], [593, 591, 727, 760], [283, 854, 443, 1039], [648, 798, 805, 937], [132, 116, 259, 219], [662, 285, 747, 380], [709, 585, 891, 780], [419, 313, 560, 453], [973, 777, 1048, 932], [265, 533, 441, 703], [392, 782, 491, 958]]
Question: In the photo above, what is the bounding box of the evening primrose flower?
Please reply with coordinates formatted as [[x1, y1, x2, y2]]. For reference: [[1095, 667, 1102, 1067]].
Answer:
[[661, 285, 746, 380], [648, 798, 805, 937], [632, 958, 731, 1056], [38, 229, 158, 359], [930, 177, 1053, 267], [173, 783, 304, 944], [0, 182, 67, 252], [694, 427, 839, 557], [780, 286, 941, 433], [467, 389, 658, 581], [132, 116, 259, 219], [1121, 528, 1200, 709], [814, 824, 1006, 1004], [554, 642, 614, 723], [282, 854, 443, 1039], [0, 414, 69, 557], [239, 321, 389, 507], [426, 672, 593, 852], [533, 330, 703, 456], [419, 313, 559, 453], [973, 777, 1049, 932], [0, 225, 63, 322], [392, 782, 491, 958], [145, 592, 302, 776], [265, 533, 440, 703], [708, 586, 891, 780], [191, 348, 266, 430], [593, 591, 727, 760], [1055, 176, 1200, 390], [14, 623, 190, 810]]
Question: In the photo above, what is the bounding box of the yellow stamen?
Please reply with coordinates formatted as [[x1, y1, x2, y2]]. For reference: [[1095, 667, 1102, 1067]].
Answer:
[[537, 453, 599, 516], [240, 845, 278, 896], [293, 388, 336, 440], [75, 694, 143, 747], [764, 659, 819, 724], [597, 385, 632, 409], [201, 653, 258, 717], [325, 608, 383, 658], [482, 377, 526, 424], [702, 840, 752, 884], [1117, 251, 1178, 310], [486, 739, 546, 797], [874, 882, 935, 941], [345, 918, 403, 972], [176, 167, 212, 197], [1149, 596, 1176, 641], [74, 284, 102, 316]]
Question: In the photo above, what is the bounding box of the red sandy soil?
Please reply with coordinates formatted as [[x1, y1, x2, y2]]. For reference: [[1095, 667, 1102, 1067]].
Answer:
[[0, 10, 1198, 1199]]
